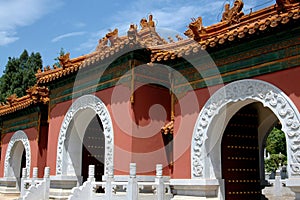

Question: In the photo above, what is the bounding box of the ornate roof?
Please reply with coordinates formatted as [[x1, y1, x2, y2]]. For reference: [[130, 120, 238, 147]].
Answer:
[[150, 1, 300, 62], [35, 14, 167, 84], [0, 85, 49, 116], [1, 1, 299, 117], [35, 2, 300, 84]]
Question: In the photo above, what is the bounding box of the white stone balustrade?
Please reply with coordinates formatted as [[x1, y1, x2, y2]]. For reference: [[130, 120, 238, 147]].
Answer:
[[68, 163, 172, 200], [20, 167, 50, 200]]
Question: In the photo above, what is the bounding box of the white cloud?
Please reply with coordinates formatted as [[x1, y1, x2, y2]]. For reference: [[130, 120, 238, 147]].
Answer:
[[0, 0, 62, 46], [0, 31, 19, 46], [52, 32, 86, 43]]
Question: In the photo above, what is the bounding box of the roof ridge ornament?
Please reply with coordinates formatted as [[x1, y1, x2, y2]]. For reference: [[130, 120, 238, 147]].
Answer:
[[140, 14, 156, 30], [128, 24, 138, 47], [26, 85, 49, 104], [106, 28, 121, 46], [58, 52, 71, 68], [184, 16, 206, 42], [6, 94, 18, 106], [276, 0, 300, 12], [221, 0, 244, 25]]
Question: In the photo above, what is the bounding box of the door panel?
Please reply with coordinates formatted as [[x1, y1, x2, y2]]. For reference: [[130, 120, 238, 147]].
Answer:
[[82, 115, 105, 182], [221, 105, 261, 200]]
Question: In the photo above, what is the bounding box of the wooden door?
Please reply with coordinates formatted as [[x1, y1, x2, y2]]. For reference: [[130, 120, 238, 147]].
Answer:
[[221, 104, 262, 200], [82, 115, 105, 182]]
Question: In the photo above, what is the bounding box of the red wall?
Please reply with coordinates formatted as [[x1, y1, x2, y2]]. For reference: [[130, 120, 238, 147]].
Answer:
[[130, 84, 171, 175], [47, 84, 172, 176], [46, 66, 300, 179], [171, 66, 300, 179]]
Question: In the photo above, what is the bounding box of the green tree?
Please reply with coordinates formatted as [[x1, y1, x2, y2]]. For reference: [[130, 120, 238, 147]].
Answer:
[[0, 50, 43, 102], [266, 127, 287, 156], [265, 126, 287, 172]]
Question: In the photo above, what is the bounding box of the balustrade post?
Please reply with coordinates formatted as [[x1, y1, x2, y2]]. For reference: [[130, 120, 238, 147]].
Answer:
[[33, 167, 38, 180], [88, 165, 95, 182], [20, 168, 28, 197], [43, 167, 50, 200], [105, 165, 114, 198], [44, 167, 50, 179], [155, 164, 164, 200], [127, 163, 138, 200]]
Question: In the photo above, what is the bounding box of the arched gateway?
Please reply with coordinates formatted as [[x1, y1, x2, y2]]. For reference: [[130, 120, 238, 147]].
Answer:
[[191, 79, 300, 198], [4, 130, 31, 178], [56, 95, 114, 179]]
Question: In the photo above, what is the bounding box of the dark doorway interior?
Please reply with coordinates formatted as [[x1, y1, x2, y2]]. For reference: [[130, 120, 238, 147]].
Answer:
[[81, 115, 105, 183], [221, 104, 264, 199]]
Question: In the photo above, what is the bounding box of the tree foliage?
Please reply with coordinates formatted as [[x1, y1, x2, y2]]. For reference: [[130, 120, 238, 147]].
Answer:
[[266, 127, 287, 156], [265, 126, 287, 172], [265, 153, 287, 173], [0, 50, 43, 102]]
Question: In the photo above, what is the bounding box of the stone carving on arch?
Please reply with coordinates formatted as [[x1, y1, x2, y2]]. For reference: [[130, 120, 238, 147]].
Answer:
[[4, 130, 31, 177], [56, 94, 114, 176], [191, 79, 300, 178]]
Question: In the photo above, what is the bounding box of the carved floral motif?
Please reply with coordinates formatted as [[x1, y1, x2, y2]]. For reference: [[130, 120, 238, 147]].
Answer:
[[192, 79, 300, 178], [56, 95, 114, 176]]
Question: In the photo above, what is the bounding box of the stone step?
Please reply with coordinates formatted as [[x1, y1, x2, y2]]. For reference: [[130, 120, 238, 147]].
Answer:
[[49, 188, 72, 200], [0, 193, 20, 200]]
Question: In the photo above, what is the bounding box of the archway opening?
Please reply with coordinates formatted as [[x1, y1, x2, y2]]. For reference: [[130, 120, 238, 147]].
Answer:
[[192, 79, 300, 199], [81, 114, 105, 183], [20, 149, 26, 177], [9, 141, 26, 190], [220, 102, 289, 199], [263, 122, 288, 178], [221, 103, 262, 199], [63, 108, 105, 185]]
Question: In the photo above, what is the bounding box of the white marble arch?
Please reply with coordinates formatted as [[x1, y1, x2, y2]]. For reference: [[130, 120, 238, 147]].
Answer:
[[191, 79, 300, 179], [4, 130, 31, 178], [56, 95, 114, 179]]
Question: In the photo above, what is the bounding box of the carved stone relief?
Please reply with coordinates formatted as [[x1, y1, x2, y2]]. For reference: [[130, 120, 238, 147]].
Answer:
[[191, 79, 300, 178], [4, 130, 31, 178], [56, 95, 114, 177]]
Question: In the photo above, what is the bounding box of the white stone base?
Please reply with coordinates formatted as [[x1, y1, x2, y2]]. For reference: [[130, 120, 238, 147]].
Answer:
[[170, 179, 220, 198], [50, 175, 81, 189], [103, 175, 170, 182], [286, 178, 300, 200], [171, 195, 218, 200], [0, 177, 20, 195], [49, 188, 73, 200], [49, 175, 81, 199]]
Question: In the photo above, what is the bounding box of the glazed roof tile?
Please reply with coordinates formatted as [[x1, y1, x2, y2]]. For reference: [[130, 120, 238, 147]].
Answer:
[[35, 3, 299, 83], [0, 85, 49, 117], [36, 23, 167, 84], [150, 3, 300, 62]]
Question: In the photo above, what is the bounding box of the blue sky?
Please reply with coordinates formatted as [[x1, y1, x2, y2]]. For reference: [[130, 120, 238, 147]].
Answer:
[[0, 0, 275, 76]]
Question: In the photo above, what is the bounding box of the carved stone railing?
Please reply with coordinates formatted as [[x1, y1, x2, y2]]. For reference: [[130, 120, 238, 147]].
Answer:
[[68, 163, 172, 200], [20, 167, 50, 200]]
